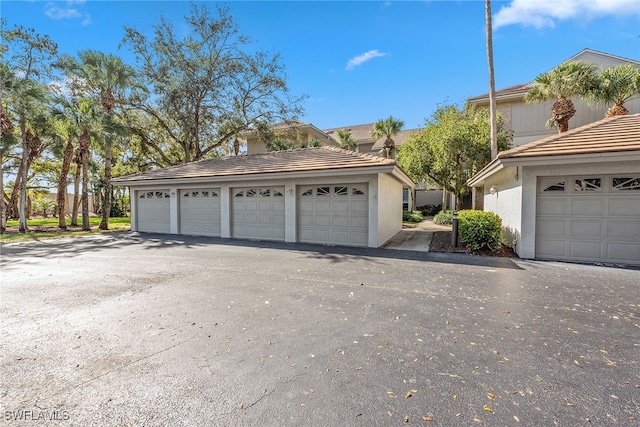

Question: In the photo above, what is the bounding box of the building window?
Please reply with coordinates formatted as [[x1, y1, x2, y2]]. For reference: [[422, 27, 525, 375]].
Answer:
[[542, 181, 565, 192], [574, 178, 601, 192], [334, 186, 348, 196], [612, 177, 640, 191]]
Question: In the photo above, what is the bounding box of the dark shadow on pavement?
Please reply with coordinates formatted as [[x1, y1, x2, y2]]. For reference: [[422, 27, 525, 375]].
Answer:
[[1, 231, 524, 271]]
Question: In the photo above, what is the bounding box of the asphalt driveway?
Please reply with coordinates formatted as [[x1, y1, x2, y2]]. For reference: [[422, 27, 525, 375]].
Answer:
[[1, 233, 638, 426]]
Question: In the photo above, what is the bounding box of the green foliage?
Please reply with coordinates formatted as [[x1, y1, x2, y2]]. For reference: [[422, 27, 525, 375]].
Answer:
[[371, 115, 404, 157], [524, 61, 597, 104], [336, 128, 357, 150], [121, 3, 306, 164], [587, 64, 640, 112], [416, 204, 441, 217], [397, 104, 511, 208], [266, 138, 320, 152], [32, 197, 56, 218], [402, 210, 423, 223], [433, 210, 454, 225], [458, 209, 503, 251]]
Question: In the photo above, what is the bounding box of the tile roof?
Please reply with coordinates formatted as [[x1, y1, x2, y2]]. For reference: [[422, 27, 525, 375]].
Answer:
[[323, 123, 420, 149], [112, 146, 398, 184], [497, 113, 640, 159], [467, 83, 530, 104], [468, 114, 640, 186]]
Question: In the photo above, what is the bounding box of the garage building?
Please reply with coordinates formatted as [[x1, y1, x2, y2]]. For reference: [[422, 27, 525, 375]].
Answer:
[[111, 147, 414, 248], [469, 114, 640, 266]]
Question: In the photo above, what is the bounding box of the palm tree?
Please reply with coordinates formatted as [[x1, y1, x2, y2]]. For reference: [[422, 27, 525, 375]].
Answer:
[[74, 129, 92, 231], [524, 61, 596, 133], [58, 50, 138, 230], [336, 129, 358, 151], [371, 116, 405, 158], [485, 0, 498, 160], [589, 64, 640, 118], [0, 65, 17, 233], [53, 97, 98, 230]]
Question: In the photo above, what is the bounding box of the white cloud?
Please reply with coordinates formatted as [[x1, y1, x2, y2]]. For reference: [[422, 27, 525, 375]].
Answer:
[[345, 50, 388, 71], [493, 0, 639, 30], [44, 1, 91, 25]]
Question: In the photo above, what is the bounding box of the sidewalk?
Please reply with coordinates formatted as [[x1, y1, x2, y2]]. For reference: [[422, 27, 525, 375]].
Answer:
[[383, 217, 451, 252]]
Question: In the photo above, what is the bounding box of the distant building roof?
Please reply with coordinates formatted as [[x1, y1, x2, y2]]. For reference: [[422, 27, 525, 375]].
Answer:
[[112, 146, 412, 185]]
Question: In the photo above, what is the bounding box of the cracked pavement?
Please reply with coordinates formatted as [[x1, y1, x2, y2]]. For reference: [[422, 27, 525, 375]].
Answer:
[[1, 233, 639, 426]]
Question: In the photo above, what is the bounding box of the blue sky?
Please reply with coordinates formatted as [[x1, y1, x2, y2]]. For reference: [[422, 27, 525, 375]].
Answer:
[[2, 0, 640, 130]]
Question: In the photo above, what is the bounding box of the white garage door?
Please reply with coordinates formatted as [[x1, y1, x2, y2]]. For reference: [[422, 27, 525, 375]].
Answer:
[[137, 190, 170, 234], [179, 189, 221, 237], [298, 184, 368, 247], [536, 175, 640, 265], [232, 187, 285, 241]]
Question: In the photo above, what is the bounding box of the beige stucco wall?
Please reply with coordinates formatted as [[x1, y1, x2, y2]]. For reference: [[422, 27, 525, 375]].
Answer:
[[376, 173, 403, 246], [482, 166, 523, 254]]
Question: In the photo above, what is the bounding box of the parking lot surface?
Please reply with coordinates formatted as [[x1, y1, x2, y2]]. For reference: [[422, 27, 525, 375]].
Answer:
[[1, 233, 638, 426]]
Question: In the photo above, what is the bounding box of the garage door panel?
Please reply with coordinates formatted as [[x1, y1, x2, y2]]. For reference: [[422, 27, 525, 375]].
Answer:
[[536, 239, 567, 258], [331, 231, 349, 244], [570, 241, 602, 259], [179, 188, 221, 237], [315, 215, 331, 226], [607, 221, 640, 240], [607, 243, 640, 264], [571, 198, 604, 216], [537, 197, 569, 215], [315, 201, 331, 212], [137, 190, 170, 234], [297, 184, 369, 247], [570, 220, 602, 239], [608, 197, 640, 216], [536, 175, 639, 265], [332, 201, 349, 212], [232, 186, 285, 241], [537, 219, 567, 237], [332, 215, 349, 227]]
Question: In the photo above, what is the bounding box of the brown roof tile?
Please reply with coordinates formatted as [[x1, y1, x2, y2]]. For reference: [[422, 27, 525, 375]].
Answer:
[[497, 113, 640, 159], [112, 146, 398, 184], [324, 123, 419, 147]]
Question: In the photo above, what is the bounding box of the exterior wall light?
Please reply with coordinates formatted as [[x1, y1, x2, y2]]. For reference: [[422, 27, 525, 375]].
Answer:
[[489, 185, 497, 195]]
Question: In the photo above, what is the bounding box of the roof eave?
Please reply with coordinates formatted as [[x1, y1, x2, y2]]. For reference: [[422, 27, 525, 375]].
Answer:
[[112, 164, 403, 187]]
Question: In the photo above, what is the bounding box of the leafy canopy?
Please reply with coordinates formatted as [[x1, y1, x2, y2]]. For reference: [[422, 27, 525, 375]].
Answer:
[[396, 104, 511, 207]]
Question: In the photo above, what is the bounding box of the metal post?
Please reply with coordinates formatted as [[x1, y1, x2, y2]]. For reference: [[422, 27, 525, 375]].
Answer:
[[451, 211, 459, 248]]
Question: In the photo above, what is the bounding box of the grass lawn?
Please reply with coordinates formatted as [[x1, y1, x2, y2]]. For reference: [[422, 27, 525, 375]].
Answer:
[[1, 217, 131, 243]]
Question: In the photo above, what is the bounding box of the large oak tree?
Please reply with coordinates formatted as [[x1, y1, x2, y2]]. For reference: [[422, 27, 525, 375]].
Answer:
[[121, 3, 305, 166]]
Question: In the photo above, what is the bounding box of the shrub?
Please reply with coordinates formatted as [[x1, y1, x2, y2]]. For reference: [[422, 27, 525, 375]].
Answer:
[[433, 210, 454, 225], [403, 210, 423, 223], [458, 210, 503, 251], [417, 204, 442, 217]]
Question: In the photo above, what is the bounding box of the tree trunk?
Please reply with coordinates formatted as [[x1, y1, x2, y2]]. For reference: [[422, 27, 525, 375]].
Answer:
[[57, 137, 74, 230], [552, 96, 575, 133], [71, 162, 80, 226], [99, 137, 112, 230], [82, 157, 90, 231], [605, 103, 628, 118], [0, 151, 4, 234], [7, 159, 22, 219], [485, 0, 498, 160], [18, 125, 28, 233]]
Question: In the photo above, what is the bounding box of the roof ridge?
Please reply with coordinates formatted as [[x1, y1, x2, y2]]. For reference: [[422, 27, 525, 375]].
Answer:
[[497, 114, 639, 160], [321, 145, 395, 164]]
